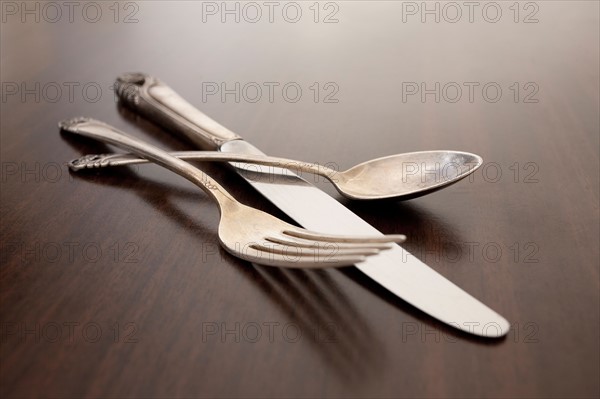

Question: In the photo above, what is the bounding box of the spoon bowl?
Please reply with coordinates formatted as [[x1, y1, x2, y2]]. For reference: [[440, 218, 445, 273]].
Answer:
[[336, 150, 483, 200]]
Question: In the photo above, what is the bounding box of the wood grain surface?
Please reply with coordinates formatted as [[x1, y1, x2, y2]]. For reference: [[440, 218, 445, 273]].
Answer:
[[1, 1, 598, 398]]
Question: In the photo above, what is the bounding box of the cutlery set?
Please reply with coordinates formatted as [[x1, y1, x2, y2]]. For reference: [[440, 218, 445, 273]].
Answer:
[[61, 72, 509, 337]]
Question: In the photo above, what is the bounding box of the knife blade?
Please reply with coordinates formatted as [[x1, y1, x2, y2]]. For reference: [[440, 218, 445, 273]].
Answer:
[[115, 73, 510, 338]]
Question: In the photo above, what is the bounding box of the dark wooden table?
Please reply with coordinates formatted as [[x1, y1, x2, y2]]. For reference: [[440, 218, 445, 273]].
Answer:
[[1, 1, 598, 398]]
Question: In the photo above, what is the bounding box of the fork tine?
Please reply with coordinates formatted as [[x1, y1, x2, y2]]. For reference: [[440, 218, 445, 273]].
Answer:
[[283, 255, 369, 269], [264, 235, 394, 250], [283, 229, 406, 244], [236, 246, 369, 268], [250, 242, 381, 257]]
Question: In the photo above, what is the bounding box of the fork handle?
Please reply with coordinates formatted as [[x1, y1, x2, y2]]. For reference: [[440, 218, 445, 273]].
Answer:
[[59, 117, 236, 209], [115, 73, 241, 150]]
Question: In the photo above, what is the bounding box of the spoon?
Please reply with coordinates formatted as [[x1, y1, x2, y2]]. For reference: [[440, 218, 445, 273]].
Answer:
[[69, 149, 483, 200]]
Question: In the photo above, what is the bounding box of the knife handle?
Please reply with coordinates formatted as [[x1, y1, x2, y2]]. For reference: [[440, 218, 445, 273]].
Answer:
[[115, 72, 241, 150]]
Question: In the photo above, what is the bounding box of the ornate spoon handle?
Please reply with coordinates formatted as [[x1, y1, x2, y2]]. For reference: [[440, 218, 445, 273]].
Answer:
[[60, 117, 236, 208], [68, 151, 337, 179]]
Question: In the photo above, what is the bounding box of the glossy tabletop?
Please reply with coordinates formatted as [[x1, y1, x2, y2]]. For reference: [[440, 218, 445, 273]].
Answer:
[[1, 1, 598, 398]]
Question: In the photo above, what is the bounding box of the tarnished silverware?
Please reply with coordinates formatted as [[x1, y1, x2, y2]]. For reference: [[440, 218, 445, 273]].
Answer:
[[108, 73, 510, 337], [60, 117, 406, 268]]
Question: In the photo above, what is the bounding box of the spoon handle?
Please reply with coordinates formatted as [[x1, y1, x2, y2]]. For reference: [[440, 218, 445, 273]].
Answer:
[[68, 150, 338, 180], [59, 117, 236, 208]]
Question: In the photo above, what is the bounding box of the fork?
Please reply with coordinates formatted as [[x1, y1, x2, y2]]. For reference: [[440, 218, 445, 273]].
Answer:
[[60, 117, 406, 268]]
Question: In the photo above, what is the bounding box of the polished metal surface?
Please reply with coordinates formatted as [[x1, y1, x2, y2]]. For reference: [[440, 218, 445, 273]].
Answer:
[[60, 117, 405, 268], [69, 149, 483, 200], [116, 73, 510, 337]]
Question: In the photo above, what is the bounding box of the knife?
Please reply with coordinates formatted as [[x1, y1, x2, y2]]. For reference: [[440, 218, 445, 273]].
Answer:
[[114, 72, 510, 338]]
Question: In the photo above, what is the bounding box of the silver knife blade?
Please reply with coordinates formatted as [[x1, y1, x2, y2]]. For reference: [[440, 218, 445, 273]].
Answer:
[[116, 73, 510, 338], [221, 140, 510, 338]]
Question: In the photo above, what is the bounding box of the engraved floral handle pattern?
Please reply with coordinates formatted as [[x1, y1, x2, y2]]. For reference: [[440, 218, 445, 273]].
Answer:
[[60, 117, 235, 206], [115, 73, 242, 150]]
